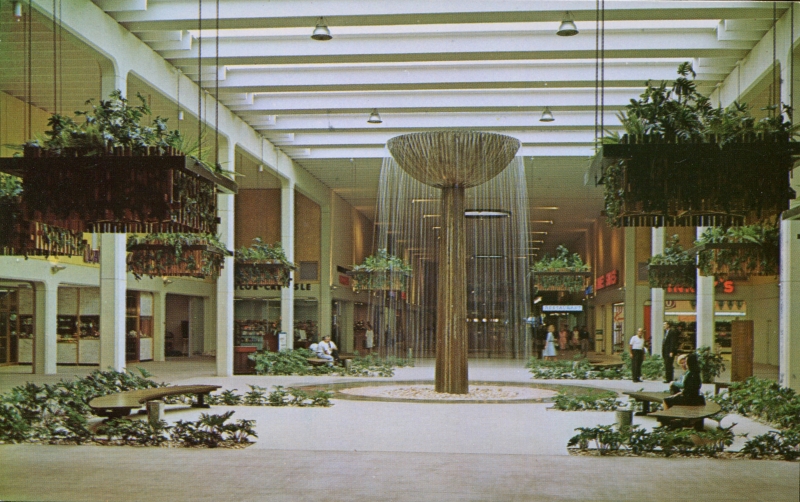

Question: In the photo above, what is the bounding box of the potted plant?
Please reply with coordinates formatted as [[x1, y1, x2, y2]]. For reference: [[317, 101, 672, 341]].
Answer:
[[348, 249, 412, 292], [647, 235, 696, 289], [234, 238, 296, 288], [127, 232, 230, 280], [693, 223, 779, 279], [530, 245, 591, 292], [0, 91, 237, 235], [593, 62, 800, 227]]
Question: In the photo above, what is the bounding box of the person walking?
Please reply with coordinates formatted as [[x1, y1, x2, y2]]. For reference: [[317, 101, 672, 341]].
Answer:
[[579, 325, 591, 358], [543, 325, 557, 361], [662, 322, 680, 382], [629, 328, 645, 382]]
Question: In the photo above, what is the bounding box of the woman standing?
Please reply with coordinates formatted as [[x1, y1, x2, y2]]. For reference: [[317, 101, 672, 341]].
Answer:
[[558, 326, 568, 351], [543, 325, 557, 361]]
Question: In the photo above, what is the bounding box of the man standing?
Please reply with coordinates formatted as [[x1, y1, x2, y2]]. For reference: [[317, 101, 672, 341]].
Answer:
[[629, 328, 645, 382], [662, 322, 680, 382], [579, 325, 591, 358]]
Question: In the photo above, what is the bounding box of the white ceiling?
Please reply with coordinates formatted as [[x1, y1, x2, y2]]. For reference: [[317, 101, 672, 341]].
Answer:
[[1, 1, 789, 256]]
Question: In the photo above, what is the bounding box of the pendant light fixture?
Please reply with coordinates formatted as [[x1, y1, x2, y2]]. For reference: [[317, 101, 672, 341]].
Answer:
[[312, 17, 332, 41], [539, 107, 555, 122], [367, 109, 383, 124], [557, 11, 578, 36]]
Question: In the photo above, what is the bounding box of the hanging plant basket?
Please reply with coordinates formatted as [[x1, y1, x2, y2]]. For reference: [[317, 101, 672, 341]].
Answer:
[[647, 264, 697, 289], [233, 238, 296, 288], [127, 233, 230, 280], [595, 136, 799, 227], [348, 270, 410, 292], [235, 261, 294, 287], [0, 198, 87, 258], [690, 224, 780, 279], [0, 153, 235, 234], [532, 270, 592, 292]]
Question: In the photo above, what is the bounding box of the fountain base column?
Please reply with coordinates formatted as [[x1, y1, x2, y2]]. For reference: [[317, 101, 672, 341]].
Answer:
[[435, 186, 468, 394]]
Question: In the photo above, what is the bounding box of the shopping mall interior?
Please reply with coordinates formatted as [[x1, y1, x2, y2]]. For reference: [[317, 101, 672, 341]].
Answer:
[[1, 1, 800, 500]]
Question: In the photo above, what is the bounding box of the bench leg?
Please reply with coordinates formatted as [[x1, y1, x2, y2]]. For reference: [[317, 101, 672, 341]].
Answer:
[[192, 392, 211, 409], [637, 401, 650, 415]]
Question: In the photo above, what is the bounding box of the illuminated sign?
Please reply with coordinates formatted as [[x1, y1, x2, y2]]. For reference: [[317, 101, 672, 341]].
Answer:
[[667, 280, 734, 294], [542, 305, 583, 312], [595, 270, 618, 290]]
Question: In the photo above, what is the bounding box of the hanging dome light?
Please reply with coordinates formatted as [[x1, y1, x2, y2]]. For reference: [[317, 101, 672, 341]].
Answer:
[[367, 109, 383, 124], [311, 17, 332, 41], [539, 107, 555, 122], [557, 12, 578, 36]]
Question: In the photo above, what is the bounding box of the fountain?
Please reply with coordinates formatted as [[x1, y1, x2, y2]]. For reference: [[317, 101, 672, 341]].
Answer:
[[387, 131, 521, 394]]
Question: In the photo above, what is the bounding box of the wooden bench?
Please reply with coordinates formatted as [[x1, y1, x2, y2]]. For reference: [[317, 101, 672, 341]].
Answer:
[[623, 391, 671, 415], [307, 357, 330, 367], [713, 381, 731, 395], [89, 385, 221, 419], [589, 362, 624, 370], [648, 402, 722, 431]]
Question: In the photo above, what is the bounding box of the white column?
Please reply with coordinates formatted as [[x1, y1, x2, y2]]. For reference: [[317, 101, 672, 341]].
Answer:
[[99, 233, 127, 371], [319, 202, 333, 343], [153, 292, 166, 362], [216, 192, 235, 376], [623, 227, 638, 347], [695, 227, 715, 349], [33, 282, 57, 374], [779, 218, 800, 390], [650, 227, 666, 355], [281, 181, 296, 349]]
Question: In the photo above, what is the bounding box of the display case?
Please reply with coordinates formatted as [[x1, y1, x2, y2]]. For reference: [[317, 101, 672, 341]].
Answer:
[[234, 320, 267, 351], [715, 321, 732, 353]]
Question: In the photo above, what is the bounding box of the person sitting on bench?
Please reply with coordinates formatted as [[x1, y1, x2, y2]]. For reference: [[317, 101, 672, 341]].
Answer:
[[663, 352, 705, 409], [316, 335, 338, 366]]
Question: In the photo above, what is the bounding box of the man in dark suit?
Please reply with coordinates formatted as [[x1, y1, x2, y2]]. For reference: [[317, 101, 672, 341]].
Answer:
[[662, 321, 680, 382]]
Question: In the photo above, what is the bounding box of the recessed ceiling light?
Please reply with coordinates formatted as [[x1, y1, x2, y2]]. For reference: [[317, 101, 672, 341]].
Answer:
[[465, 210, 510, 218]]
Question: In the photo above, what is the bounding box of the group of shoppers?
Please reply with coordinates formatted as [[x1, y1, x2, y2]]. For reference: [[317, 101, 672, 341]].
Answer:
[[629, 321, 705, 407], [539, 324, 591, 360]]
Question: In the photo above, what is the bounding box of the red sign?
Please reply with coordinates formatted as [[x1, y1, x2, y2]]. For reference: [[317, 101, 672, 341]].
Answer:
[[595, 270, 618, 291], [339, 275, 350, 286], [667, 279, 734, 294]]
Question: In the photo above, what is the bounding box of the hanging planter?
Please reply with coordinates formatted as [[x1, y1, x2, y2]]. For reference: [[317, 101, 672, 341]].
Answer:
[[647, 235, 696, 289], [348, 249, 412, 292], [234, 238, 296, 288], [0, 91, 237, 235], [692, 223, 779, 279], [127, 233, 230, 280], [592, 62, 800, 227], [530, 245, 591, 293]]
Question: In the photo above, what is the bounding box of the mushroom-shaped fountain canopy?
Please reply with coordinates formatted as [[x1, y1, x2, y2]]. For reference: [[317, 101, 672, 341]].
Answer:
[[387, 131, 520, 188]]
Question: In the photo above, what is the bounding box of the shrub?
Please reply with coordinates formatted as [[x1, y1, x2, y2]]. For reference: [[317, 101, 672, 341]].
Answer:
[[552, 392, 621, 411], [695, 346, 726, 383], [712, 377, 800, 429], [741, 429, 800, 461], [568, 424, 731, 458]]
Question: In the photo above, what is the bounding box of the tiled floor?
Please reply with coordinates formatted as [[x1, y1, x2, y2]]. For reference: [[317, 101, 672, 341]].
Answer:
[[0, 357, 796, 501]]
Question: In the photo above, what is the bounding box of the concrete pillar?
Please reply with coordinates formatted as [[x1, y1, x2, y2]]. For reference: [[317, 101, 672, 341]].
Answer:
[[650, 227, 666, 355], [696, 227, 715, 349], [779, 218, 800, 390], [281, 181, 295, 349], [99, 233, 127, 371], [216, 192, 235, 376], [33, 282, 57, 374], [319, 202, 333, 342], [623, 227, 638, 347], [153, 292, 166, 362]]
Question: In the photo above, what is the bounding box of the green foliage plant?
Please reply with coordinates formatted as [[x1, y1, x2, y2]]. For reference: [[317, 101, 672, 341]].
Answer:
[[530, 245, 591, 292], [647, 235, 696, 289], [350, 249, 412, 292], [741, 429, 800, 460], [695, 223, 780, 278], [234, 238, 296, 287], [552, 392, 621, 411], [568, 424, 734, 458], [126, 232, 230, 280], [712, 377, 800, 429], [694, 346, 726, 383]]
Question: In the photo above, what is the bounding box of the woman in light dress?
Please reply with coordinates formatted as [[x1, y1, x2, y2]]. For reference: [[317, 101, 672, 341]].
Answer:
[[365, 322, 374, 352], [543, 325, 557, 361]]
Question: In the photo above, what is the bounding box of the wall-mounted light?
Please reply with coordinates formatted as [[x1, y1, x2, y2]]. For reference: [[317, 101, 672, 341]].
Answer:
[[539, 107, 555, 122], [532, 220, 554, 225], [178, 110, 185, 121], [163, 278, 174, 285], [50, 264, 66, 273], [311, 17, 332, 41], [13, 2, 23, 21]]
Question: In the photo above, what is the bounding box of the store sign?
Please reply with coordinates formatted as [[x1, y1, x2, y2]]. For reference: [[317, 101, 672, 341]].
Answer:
[[595, 270, 618, 290], [542, 305, 583, 312], [339, 275, 351, 286], [667, 279, 734, 294], [236, 283, 313, 291]]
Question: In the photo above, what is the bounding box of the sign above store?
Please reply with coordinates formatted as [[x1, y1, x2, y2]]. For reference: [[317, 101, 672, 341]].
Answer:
[[543, 305, 583, 312], [595, 270, 618, 291]]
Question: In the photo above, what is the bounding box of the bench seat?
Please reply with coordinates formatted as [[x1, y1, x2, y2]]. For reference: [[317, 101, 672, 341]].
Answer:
[[623, 391, 671, 414], [648, 402, 722, 431], [307, 358, 329, 366], [89, 384, 221, 418]]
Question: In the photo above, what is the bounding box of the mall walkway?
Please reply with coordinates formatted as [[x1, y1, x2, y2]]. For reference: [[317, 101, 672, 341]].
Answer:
[[0, 358, 796, 501]]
